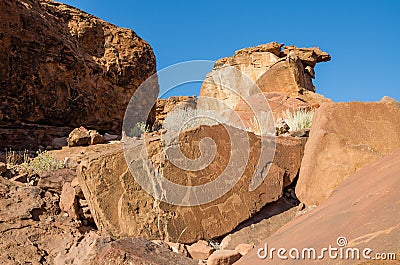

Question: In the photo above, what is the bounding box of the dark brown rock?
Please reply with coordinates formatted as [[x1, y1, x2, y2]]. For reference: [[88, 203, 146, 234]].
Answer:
[[89, 130, 106, 145], [98, 237, 198, 265], [282, 46, 331, 67], [51, 137, 68, 150], [0, 162, 6, 175], [0, 0, 156, 148]]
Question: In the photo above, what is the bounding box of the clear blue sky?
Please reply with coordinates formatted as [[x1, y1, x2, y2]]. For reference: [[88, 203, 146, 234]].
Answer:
[[59, 0, 400, 102]]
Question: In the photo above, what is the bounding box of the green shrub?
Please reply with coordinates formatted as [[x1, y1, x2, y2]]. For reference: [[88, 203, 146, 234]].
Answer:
[[127, 121, 148, 137], [26, 150, 64, 174], [282, 109, 314, 131]]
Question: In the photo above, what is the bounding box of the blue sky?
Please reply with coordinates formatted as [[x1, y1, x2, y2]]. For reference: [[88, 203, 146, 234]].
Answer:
[[59, 0, 400, 102]]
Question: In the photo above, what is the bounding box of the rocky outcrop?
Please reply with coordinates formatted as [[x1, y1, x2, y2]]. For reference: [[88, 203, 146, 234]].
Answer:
[[296, 102, 400, 206], [237, 150, 400, 265], [67, 126, 105, 147], [152, 96, 197, 131], [98, 238, 197, 265], [78, 126, 306, 243], [0, 176, 98, 264], [197, 42, 331, 119], [232, 92, 327, 128], [0, 0, 156, 149]]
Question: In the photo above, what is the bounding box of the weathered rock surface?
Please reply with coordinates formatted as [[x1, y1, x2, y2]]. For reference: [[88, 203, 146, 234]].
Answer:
[[197, 42, 331, 118], [237, 150, 400, 264], [220, 203, 301, 250], [0, 0, 156, 149], [152, 96, 197, 131], [37, 168, 76, 193], [380, 96, 400, 108], [207, 250, 241, 265], [187, 240, 215, 260], [98, 237, 197, 265], [60, 182, 79, 219], [67, 126, 105, 147], [0, 162, 6, 175], [296, 102, 400, 206], [78, 126, 306, 243], [0, 124, 73, 150], [232, 92, 329, 129], [281, 46, 331, 67], [0, 176, 98, 264], [54, 232, 111, 265]]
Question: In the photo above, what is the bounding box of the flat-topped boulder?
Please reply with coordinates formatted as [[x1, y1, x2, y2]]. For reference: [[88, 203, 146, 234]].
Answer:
[[78, 125, 306, 243]]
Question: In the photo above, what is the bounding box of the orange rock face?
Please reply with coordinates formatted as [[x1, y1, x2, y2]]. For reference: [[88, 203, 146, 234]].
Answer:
[[78, 125, 306, 244], [0, 0, 156, 148], [197, 42, 331, 128], [152, 96, 197, 130], [237, 150, 400, 264], [296, 102, 400, 206]]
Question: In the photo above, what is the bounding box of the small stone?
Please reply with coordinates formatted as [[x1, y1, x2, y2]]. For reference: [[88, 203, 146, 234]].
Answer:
[[166, 242, 190, 257], [67, 127, 90, 147], [207, 250, 241, 265], [275, 118, 290, 136], [151, 240, 171, 250], [64, 157, 78, 170], [0, 162, 7, 175], [234, 243, 253, 256], [52, 137, 68, 150], [289, 128, 310, 137], [60, 182, 79, 219], [103, 133, 120, 142], [187, 240, 215, 260], [89, 130, 105, 145]]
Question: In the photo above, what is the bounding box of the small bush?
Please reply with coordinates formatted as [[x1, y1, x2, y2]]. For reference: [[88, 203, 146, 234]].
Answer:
[[5, 149, 29, 168], [127, 121, 148, 137], [282, 109, 314, 131], [163, 108, 221, 131], [26, 150, 64, 174]]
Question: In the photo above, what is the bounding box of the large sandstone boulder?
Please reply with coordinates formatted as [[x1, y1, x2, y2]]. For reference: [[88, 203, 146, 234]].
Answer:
[[78, 125, 306, 243], [296, 102, 400, 206], [197, 42, 331, 118], [237, 150, 400, 265], [0, 0, 156, 149]]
